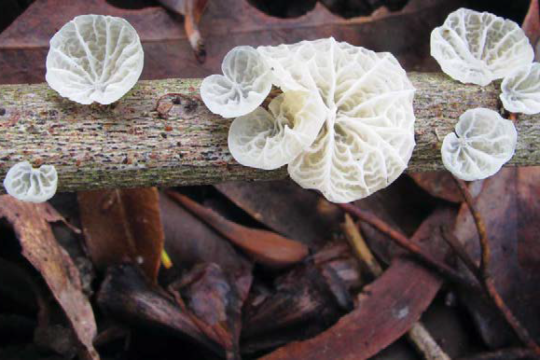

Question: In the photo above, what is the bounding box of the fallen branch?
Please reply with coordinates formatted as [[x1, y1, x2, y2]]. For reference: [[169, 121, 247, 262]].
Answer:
[[0, 73, 539, 192]]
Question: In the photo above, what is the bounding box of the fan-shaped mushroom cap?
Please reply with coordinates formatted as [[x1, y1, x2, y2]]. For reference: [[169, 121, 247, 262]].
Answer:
[[228, 90, 326, 170], [46, 14, 144, 105], [500, 63, 540, 115], [441, 108, 517, 181], [3, 162, 58, 203], [258, 38, 416, 203], [430, 8, 534, 86], [201, 46, 272, 118]]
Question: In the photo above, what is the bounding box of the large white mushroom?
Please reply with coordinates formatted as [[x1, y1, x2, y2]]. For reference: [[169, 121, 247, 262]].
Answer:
[[430, 8, 534, 86], [201, 46, 273, 118], [46, 14, 144, 105], [500, 62, 540, 115], [258, 38, 416, 203], [3, 161, 58, 203], [441, 108, 517, 181]]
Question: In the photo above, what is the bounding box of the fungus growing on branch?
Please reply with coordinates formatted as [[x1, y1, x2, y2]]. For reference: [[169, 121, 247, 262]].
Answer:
[[441, 108, 517, 181], [46, 14, 144, 105], [201, 46, 273, 118], [259, 38, 416, 203], [501, 63, 540, 115], [3, 162, 58, 203], [430, 8, 534, 86]]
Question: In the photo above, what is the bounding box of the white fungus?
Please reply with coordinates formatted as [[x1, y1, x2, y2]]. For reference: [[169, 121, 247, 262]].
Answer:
[[500, 62, 540, 115], [430, 8, 534, 86], [46, 14, 144, 105], [228, 90, 326, 170], [3, 161, 58, 203], [258, 38, 416, 203], [201, 46, 273, 118], [441, 108, 517, 181]]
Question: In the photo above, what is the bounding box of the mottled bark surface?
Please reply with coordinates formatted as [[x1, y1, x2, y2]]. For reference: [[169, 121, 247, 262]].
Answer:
[[0, 73, 538, 192]]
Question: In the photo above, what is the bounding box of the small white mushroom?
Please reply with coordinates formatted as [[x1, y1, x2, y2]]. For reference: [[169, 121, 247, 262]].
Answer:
[[500, 62, 540, 115], [258, 38, 416, 203], [46, 14, 144, 105], [430, 8, 534, 86], [441, 108, 517, 181], [228, 90, 326, 170], [3, 161, 58, 203], [201, 46, 272, 118]]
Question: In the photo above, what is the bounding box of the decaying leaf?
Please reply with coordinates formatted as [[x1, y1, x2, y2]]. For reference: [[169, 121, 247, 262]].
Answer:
[[523, 0, 540, 60], [0, 0, 464, 83], [409, 172, 463, 203], [216, 180, 342, 249], [0, 195, 98, 360], [242, 242, 360, 354], [454, 168, 540, 347], [78, 188, 164, 282], [165, 191, 309, 269], [159, 191, 252, 275], [169, 263, 247, 359], [97, 263, 224, 356], [263, 207, 455, 360]]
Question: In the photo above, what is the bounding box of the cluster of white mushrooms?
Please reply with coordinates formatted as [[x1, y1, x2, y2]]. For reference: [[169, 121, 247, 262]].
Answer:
[[202, 39, 416, 203], [199, 8, 538, 203], [4, 14, 144, 203], [432, 8, 537, 181], [4, 8, 538, 204]]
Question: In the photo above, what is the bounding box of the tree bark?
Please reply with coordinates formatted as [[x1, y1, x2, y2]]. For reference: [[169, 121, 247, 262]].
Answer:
[[0, 72, 538, 192]]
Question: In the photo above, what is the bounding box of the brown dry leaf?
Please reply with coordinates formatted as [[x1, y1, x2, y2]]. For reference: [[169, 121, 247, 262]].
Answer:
[[169, 263, 246, 359], [78, 188, 164, 282], [454, 168, 540, 348], [216, 180, 342, 249], [263, 207, 455, 360], [523, 0, 540, 60], [0, 0, 464, 84], [242, 242, 360, 354], [97, 263, 225, 356], [0, 195, 98, 360], [409, 172, 463, 203], [159, 191, 251, 275], [166, 191, 309, 269]]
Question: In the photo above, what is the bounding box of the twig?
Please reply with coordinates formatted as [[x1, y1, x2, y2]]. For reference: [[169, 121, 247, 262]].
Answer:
[[342, 214, 451, 360], [451, 176, 540, 355], [408, 323, 451, 360], [342, 214, 383, 276], [338, 203, 475, 289], [452, 179, 490, 276]]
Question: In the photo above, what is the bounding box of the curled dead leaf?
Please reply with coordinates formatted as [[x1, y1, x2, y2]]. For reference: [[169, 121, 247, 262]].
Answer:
[[0, 195, 98, 360], [165, 191, 309, 269]]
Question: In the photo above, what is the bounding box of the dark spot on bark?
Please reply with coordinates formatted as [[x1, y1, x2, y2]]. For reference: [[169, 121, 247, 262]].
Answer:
[[0, 109, 6, 116], [161, 133, 167, 139], [172, 97, 181, 105], [184, 99, 198, 113]]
